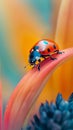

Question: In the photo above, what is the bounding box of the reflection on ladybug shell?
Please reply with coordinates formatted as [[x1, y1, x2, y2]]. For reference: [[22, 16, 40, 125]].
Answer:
[[36, 39, 59, 55]]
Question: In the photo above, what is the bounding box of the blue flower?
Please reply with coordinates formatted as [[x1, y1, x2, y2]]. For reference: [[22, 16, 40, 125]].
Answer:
[[26, 93, 73, 130]]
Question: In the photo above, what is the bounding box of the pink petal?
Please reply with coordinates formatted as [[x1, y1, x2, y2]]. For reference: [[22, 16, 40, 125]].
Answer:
[[0, 81, 2, 130], [4, 48, 73, 130]]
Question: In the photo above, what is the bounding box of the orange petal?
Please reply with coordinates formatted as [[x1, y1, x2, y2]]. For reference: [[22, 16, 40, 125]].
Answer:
[[55, 0, 73, 48], [55, 0, 73, 98], [4, 48, 73, 130]]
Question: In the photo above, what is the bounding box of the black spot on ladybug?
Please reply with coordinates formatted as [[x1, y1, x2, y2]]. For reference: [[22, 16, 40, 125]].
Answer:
[[47, 48, 50, 52], [53, 45, 56, 49]]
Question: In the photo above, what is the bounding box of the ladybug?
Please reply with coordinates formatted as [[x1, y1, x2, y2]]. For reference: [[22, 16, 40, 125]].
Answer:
[[29, 39, 62, 71]]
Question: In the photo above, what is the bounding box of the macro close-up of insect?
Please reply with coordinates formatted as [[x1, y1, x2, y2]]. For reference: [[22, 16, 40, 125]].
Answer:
[[29, 39, 62, 70], [1, 1, 73, 130]]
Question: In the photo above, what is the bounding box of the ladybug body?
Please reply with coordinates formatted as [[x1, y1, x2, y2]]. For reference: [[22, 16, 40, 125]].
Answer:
[[29, 39, 61, 70]]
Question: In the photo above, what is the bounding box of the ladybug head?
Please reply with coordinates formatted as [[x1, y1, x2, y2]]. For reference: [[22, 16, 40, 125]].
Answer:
[[29, 50, 41, 65], [29, 51, 36, 65]]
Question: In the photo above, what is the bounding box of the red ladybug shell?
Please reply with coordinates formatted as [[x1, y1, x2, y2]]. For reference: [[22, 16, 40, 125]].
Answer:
[[30, 39, 59, 55]]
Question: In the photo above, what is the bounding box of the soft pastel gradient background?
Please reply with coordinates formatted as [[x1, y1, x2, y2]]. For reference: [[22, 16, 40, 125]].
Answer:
[[1, 0, 73, 117]]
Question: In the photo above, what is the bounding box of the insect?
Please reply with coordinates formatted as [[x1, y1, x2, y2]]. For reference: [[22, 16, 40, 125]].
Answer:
[[29, 39, 62, 71]]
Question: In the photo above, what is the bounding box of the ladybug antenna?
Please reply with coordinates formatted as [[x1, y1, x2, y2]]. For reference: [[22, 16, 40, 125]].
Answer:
[[24, 63, 30, 69]]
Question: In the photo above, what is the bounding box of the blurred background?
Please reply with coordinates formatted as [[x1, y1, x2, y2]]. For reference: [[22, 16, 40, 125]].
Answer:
[[0, 0, 73, 117]]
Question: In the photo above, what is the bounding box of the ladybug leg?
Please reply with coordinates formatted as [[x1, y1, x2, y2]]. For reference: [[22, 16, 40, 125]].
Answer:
[[33, 64, 36, 67], [32, 62, 37, 68], [42, 54, 56, 60], [38, 59, 41, 71], [50, 55, 57, 60], [41, 55, 46, 59], [38, 64, 40, 71], [45, 54, 57, 60], [56, 50, 63, 54]]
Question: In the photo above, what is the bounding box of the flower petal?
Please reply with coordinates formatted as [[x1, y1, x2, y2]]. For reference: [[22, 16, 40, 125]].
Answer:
[[55, 0, 73, 48], [54, 0, 73, 98], [4, 48, 73, 130]]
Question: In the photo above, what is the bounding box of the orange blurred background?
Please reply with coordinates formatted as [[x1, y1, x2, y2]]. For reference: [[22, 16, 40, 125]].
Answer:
[[1, 0, 73, 113]]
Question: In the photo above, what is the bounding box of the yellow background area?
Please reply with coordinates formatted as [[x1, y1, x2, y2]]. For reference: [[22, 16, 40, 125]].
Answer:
[[2, 0, 73, 105]]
